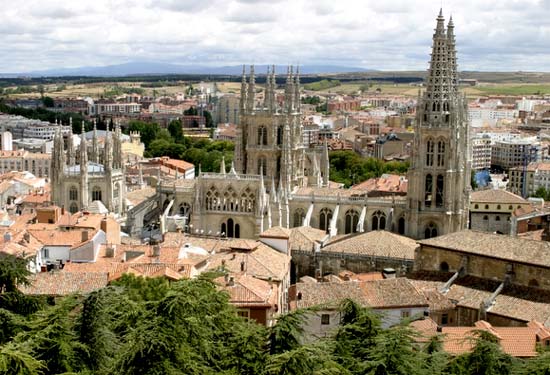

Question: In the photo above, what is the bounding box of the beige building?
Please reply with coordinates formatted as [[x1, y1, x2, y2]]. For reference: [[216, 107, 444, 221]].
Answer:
[[491, 139, 541, 170], [469, 189, 530, 234], [509, 162, 550, 197], [0, 150, 51, 178]]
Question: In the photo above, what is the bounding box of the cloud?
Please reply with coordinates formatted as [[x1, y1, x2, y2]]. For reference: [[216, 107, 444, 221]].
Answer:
[[1, 0, 550, 72]]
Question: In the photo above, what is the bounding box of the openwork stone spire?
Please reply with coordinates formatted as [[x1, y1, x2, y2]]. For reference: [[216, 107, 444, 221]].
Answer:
[[423, 9, 456, 128]]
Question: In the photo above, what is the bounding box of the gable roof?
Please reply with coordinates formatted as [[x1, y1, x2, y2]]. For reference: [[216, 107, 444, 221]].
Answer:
[[470, 189, 528, 204], [19, 271, 108, 296], [418, 230, 550, 268], [322, 230, 417, 260]]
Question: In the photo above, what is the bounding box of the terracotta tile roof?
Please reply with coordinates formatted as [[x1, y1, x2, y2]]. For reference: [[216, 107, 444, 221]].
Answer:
[[445, 284, 550, 325], [442, 321, 540, 357], [126, 187, 157, 206], [470, 189, 528, 204], [293, 278, 428, 310], [322, 230, 418, 260], [19, 271, 108, 296], [260, 226, 291, 239], [351, 174, 408, 194], [289, 226, 327, 252], [409, 317, 439, 342], [419, 230, 550, 268], [205, 243, 290, 282], [27, 227, 97, 247], [408, 280, 455, 312], [215, 274, 276, 307]]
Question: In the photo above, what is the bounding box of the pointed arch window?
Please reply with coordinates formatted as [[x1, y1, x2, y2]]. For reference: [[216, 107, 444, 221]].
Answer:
[[257, 157, 267, 176], [436, 175, 444, 208], [425, 174, 433, 207], [424, 223, 438, 239], [69, 202, 78, 214], [293, 208, 305, 228], [372, 210, 386, 231], [437, 140, 445, 167], [319, 208, 333, 232], [345, 209, 359, 234], [426, 140, 434, 166], [257, 126, 268, 146], [398, 217, 405, 235], [277, 126, 283, 146], [69, 186, 78, 201], [92, 186, 102, 202]]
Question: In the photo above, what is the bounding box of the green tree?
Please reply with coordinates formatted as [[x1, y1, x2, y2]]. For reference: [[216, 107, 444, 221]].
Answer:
[[168, 119, 184, 143], [41, 97, 54, 108]]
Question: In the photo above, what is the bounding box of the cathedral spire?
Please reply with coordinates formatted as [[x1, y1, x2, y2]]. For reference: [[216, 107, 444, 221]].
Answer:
[[447, 15, 458, 95], [220, 155, 226, 175], [321, 138, 330, 187], [422, 10, 454, 127], [294, 66, 301, 113], [92, 119, 99, 163], [66, 125, 75, 166], [265, 66, 272, 112], [239, 65, 247, 113], [104, 122, 112, 171], [247, 65, 256, 112], [284, 65, 294, 113], [270, 64, 277, 112], [80, 121, 89, 209]]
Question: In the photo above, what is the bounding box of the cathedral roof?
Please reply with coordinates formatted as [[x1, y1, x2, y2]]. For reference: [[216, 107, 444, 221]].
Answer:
[[65, 162, 105, 174], [470, 189, 528, 204]]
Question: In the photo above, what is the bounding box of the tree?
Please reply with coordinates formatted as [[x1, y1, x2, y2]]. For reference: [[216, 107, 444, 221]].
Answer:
[[41, 97, 54, 108], [168, 120, 184, 143]]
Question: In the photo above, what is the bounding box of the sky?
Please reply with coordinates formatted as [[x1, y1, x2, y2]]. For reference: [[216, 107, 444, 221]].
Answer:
[[1, 0, 550, 73]]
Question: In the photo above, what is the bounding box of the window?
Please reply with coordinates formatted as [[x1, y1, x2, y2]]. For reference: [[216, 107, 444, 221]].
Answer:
[[497, 204, 501, 210], [509, 205, 513, 210], [372, 211, 386, 231], [92, 186, 102, 202], [474, 204, 479, 209], [437, 140, 445, 167], [425, 174, 433, 207], [344, 209, 359, 234], [436, 175, 444, 207], [401, 310, 411, 319], [483, 215, 489, 221], [319, 208, 333, 232], [237, 310, 250, 319], [485, 204, 489, 209], [293, 208, 305, 228], [257, 157, 267, 176], [425, 223, 438, 239], [321, 314, 330, 325], [426, 140, 434, 166], [69, 202, 78, 214], [398, 217, 405, 235], [69, 186, 78, 201], [257, 126, 268, 146], [441, 313, 449, 325], [440, 261, 449, 272], [43, 248, 49, 259], [277, 126, 283, 145], [495, 216, 500, 221]]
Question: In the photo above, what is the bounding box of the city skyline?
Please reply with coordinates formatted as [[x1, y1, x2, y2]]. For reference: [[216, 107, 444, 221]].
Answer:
[[2, 0, 550, 74]]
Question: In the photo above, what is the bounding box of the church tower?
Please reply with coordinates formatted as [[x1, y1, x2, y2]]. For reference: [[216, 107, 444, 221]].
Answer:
[[234, 65, 306, 192], [406, 10, 471, 239]]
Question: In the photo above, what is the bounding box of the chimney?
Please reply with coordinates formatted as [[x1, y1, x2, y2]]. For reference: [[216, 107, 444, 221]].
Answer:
[[23, 232, 30, 243], [81, 230, 89, 242], [153, 245, 160, 257], [227, 276, 235, 286], [105, 246, 115, 258], [240, 260, 245, 272], [61, 206, 65, 215]]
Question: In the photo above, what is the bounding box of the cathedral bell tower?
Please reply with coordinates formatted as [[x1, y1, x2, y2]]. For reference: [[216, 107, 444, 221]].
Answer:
[[406, 10, 471, 239]]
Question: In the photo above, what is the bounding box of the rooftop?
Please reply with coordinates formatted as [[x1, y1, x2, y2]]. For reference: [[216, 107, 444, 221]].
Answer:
[[470, 189, 528, 204], [418, 230, 550, 268]]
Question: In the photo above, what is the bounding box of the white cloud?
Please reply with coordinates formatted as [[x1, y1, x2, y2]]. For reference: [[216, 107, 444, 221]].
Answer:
[[0, 0, 549, 72]]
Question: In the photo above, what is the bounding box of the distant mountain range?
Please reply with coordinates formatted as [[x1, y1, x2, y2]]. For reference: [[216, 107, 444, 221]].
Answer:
[[2, 62, 373, 78]]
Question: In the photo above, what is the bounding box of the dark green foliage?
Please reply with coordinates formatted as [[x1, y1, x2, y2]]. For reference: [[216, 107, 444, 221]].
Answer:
[[301, 95, 322, 105], [41, 96, 54, 108], [329, 150, 409, 187], [444, 330, 517, 375], [534, 187, 550, 201]]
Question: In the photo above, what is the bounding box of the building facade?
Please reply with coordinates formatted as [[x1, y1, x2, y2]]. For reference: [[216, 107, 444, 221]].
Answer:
[[156, 11, 470, 241], [50, 123, 126, 215]]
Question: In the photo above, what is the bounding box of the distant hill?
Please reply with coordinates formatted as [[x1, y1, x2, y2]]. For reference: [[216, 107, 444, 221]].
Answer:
[[6, 62, 373, 77]]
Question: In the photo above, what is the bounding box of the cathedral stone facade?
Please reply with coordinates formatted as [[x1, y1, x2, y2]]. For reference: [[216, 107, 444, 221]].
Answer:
[[51, 122, 126, 215], [159, 11, 470, 241]]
